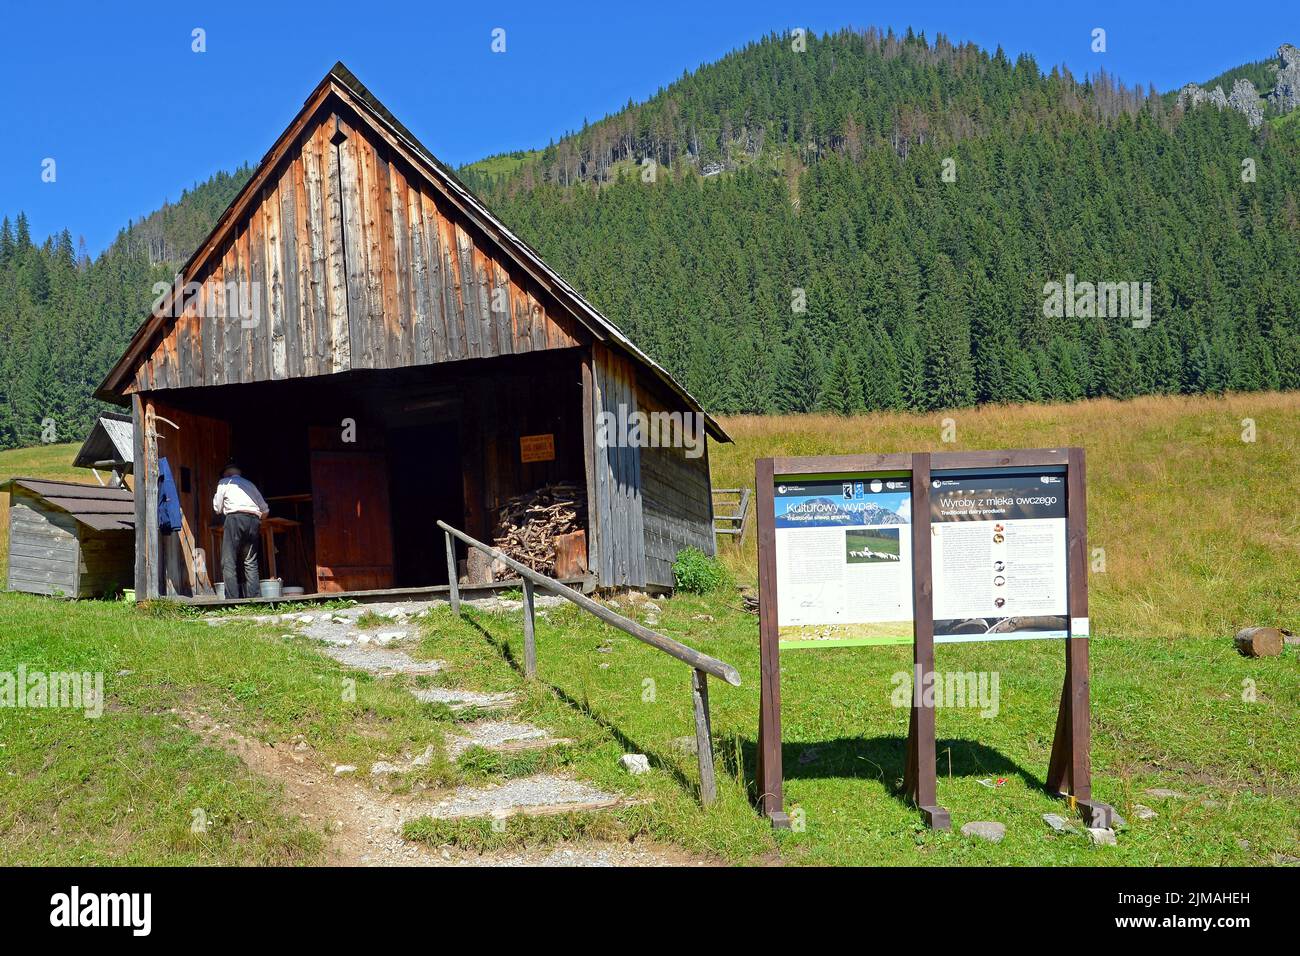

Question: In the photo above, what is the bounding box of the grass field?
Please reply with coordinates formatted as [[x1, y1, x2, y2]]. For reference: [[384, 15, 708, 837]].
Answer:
[[0, 393, 1296, 865]]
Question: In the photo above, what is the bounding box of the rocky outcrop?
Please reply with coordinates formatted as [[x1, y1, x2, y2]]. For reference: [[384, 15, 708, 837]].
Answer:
[[1179, 78, 1262, 128], [1178, 44, 1300, 128], [1228, 79, 1264, 127], [1268, 43, 1300, 114], [1178, 82, 1228, 112]]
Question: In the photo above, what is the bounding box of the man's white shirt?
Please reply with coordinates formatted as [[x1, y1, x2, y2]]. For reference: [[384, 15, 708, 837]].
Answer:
[[213, 475, 269, 517]]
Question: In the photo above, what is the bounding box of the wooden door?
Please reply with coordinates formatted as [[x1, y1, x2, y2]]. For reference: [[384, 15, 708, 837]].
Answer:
[[310, 450, 394, 592]]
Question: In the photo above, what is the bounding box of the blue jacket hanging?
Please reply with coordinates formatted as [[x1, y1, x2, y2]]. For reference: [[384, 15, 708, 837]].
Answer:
[[157, 458, 184, 533]]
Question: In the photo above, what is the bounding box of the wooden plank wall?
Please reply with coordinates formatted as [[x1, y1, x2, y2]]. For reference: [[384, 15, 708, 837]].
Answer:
[[638, 378, 716, 589], [590, 343, 646, 588], [76, 529, 134, 598], [6, 492, 80, 597], [129, 106, 580, 394]]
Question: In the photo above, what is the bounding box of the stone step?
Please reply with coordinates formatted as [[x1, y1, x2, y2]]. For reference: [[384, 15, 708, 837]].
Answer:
[[416, 774, 642, 821], [446, 721, 572, 758], [408, 687, 517, 713], [320, 643, 444, 677]]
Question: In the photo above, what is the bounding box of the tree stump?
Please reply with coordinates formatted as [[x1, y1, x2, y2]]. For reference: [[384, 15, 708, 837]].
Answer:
[[1234, 627, 1285, 658]]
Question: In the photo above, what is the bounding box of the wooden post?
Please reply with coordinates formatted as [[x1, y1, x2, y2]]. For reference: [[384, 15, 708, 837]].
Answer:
[[131, 394, 161, 601], [754, 458, 790, 828], [692, 668, 717, 805], [1047, 448, 1114, 828], [522, 578, 537, 679], [445, 530, 460, 615], [903, 453, 950, 830], [580, 350, 601, 583], [132, 394, 147, 600]]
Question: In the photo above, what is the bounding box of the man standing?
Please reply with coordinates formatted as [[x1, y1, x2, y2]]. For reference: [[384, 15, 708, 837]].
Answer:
[[212, 459, 269, 599]]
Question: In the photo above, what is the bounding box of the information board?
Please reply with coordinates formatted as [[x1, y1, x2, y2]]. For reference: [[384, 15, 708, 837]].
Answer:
[[773, 474, 913, 648], [930, 469, 1068, 641], [754, 449, 1111, 833]]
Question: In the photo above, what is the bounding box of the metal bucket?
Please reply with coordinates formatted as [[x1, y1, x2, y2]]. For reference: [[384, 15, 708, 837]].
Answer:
[[259, 579, 282, 600]]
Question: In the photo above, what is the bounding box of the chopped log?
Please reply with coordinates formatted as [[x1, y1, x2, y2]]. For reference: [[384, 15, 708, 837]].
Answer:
[[466, 548, 495, 586], [554, 530, 587, 579], [1234, 627, 1285, 658]]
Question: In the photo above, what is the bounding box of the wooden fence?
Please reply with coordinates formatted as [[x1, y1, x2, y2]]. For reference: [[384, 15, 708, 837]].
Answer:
[[439, 520, 740, 805]]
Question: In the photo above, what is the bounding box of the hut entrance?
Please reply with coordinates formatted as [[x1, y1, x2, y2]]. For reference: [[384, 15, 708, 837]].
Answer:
[[144, 348, 587, 601], [388, 420, 462, 587]]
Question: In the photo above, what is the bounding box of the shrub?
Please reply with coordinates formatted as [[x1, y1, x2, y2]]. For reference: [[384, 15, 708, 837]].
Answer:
[[672, 547, 731, 594]]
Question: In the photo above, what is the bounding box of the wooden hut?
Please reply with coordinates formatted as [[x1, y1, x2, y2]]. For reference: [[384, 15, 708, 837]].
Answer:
[[4, 479, 134, 598], [95, 63, 728, 602]]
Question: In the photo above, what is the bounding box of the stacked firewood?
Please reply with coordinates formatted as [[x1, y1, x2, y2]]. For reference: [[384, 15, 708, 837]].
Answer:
[[492, 482, 585, 575]]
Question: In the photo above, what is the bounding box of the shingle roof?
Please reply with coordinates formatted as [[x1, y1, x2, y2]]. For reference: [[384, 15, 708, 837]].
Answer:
[[5, 478, 135, 532]]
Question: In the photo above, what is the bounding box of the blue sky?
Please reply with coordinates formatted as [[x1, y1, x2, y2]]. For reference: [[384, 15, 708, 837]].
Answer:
[[3, 0, 1297, 255]]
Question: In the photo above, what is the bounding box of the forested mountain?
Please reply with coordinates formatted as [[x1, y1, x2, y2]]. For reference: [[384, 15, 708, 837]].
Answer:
[[2, 29, 1298, 455], [463, 29, 1300, 414], [0, 168, 250, 450]]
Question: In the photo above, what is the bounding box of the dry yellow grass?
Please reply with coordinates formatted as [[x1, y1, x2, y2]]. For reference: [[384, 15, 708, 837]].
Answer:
[[712, 392, 1299, 640]]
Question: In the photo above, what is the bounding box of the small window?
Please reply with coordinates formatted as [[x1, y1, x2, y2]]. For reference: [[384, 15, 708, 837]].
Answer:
[[180, 467, 192, 494]]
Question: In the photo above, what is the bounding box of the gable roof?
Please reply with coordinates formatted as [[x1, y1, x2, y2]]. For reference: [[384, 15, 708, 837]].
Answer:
[[95, 63, 729, 443], [73, 412, 134, 472], [5, 478, 135, 532]]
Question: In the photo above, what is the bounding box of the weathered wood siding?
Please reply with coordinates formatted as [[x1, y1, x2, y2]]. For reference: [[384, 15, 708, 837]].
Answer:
[[638, 376, 716, 589], [4, 491, 133, 599], [77, 529, 134, 598], [589, 343, 646, 587], [128, 105, 580, 394], [6, 493, 80, 597]]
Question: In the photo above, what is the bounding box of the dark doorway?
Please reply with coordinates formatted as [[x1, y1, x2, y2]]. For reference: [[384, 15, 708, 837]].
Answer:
[[388, 421, 463, 586]]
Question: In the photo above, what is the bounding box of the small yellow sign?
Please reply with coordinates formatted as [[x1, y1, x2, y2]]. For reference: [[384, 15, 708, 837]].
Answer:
[[520, 433, 556, 463]]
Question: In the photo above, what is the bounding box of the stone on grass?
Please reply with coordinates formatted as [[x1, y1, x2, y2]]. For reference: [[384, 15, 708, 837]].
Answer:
[[960, 821, 1005, 843], [375, 630, 407, 646], [1132, 803, 1158, 821], [1042, 813, 1072, 833], [1087, 827, 1118, 846], [619, 753, 651, 775], [333, 765, 357, 776], [1110, 811, 1128, 830], [1144, 788, 1187, 800]]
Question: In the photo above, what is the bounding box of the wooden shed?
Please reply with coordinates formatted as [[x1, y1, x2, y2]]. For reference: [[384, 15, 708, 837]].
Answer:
[[4, 479, 135, 598], [95, 63, 728, 602]]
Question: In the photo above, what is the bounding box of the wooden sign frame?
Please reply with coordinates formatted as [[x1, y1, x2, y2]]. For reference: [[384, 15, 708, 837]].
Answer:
[[755, 448, 1114, 831]]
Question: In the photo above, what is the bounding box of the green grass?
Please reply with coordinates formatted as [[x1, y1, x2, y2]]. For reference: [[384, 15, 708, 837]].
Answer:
[[419, 592, 1298, 865], [0, 593, 460, 864], [1, 393, 1297, 865]]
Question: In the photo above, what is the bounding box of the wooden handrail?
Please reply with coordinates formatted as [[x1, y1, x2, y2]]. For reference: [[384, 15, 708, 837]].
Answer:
[[438, 519, 741, 806], [438, 521, 741, 686]]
